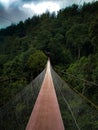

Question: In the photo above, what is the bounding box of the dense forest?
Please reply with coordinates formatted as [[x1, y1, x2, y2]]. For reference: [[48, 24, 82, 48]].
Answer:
[[0, 1, 98, 110]]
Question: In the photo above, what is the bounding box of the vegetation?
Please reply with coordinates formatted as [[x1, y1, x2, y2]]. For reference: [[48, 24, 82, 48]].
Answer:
[[0, 1, 98, 129]]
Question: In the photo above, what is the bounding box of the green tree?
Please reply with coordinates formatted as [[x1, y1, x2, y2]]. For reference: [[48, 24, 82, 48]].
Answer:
[[89, 21, 98, 52], [3, 56, 23, 79], [35, 30, 52, 51], [27, 50, 47, 78], [66, 24, 89, 59]]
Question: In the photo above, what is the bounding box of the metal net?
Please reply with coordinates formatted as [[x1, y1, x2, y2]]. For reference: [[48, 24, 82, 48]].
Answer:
[[0, 69, 46, 130], [51, 66, 98, 130]]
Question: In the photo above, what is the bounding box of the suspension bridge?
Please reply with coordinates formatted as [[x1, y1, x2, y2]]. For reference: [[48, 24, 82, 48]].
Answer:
[[26, 59, 64, 130], [0, 59, 98, 130]]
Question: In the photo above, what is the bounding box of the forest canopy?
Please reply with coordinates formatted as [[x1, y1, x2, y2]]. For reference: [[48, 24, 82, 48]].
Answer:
[[0, 1, 98, 107]]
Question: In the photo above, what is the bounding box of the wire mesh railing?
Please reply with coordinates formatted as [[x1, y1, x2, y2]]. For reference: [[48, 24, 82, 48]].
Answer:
[[0, 69, 46, 130], [51, 66, 98, 130], [0, 64, 98, 130]]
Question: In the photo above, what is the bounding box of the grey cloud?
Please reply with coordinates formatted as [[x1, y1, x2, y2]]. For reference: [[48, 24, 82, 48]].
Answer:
[[21, 0, 39, 3], [0, 0, 35, 28], [0, 1, 32, 28], [0, 0, 95, 29], [22, 0, 36, 1], [0, 4, 11, 28]]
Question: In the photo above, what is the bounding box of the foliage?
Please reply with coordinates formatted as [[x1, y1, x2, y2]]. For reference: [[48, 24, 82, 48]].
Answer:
[[27, 50, 47, 78], [0, 1, 98, 129], [66, 24, 89, 59], [66, 54, 98, 105]]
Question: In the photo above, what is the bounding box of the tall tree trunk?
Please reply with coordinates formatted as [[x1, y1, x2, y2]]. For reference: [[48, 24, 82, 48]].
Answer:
[[78, 48, 81, 59]]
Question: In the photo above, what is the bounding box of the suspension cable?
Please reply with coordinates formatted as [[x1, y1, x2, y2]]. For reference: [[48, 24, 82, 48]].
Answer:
[[60, 71, 98, 86], [56, 82, 81, 130], [51, 68, 81, 130], [54, 70, 98, 109]]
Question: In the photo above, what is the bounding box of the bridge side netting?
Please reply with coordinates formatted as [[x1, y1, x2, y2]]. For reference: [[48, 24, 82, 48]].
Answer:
[[51, 67, 98, 130], [0, 69, 46, 130]]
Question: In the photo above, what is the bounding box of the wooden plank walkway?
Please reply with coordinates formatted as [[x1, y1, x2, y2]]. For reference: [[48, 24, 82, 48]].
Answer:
[[26, 60, 65, 130]]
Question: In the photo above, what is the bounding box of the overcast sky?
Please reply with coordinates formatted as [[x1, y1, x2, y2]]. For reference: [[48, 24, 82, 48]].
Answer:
[[0, 0, 97, 29]]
